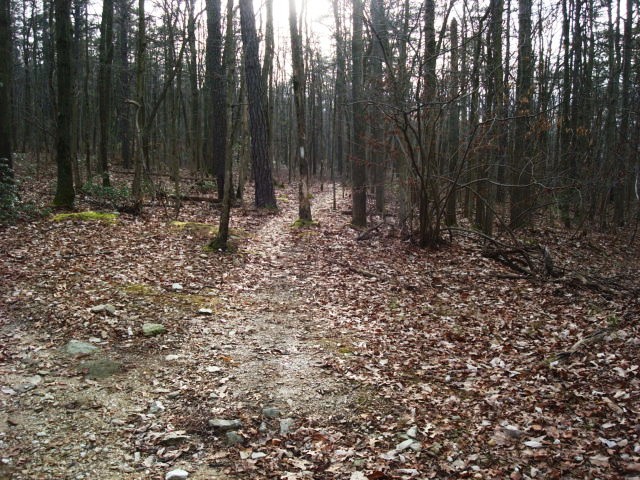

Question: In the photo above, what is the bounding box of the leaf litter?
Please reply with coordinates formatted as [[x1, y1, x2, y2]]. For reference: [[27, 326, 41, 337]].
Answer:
[[0, 178, 639, 479]]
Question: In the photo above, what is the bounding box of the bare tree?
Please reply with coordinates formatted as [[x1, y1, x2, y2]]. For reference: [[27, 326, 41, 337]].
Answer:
[[289, 0, 312, 222]]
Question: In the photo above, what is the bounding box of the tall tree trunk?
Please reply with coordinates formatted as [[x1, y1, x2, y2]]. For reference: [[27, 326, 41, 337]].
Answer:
[[331, 0, 346, 178], [205, 0, 226, 197], [53, 0, 75, 207], [370, 0, 387, 214], [210, 0, 234, 251], [614, 0, 633, 226], [98, 0, 114, 187], [116, 0, 131, 169], [445, 18, 460, 226], [351, 0, 367, 227], [289, 0, 312, 222], [187, 0, 201, 173], [419, 0, 437, 246], [239, 0, 277, 209], [510, 0, 533, 228], [262, 0, 274, 170], [0, 0, 12, 174], [132, 0, 146, 211]]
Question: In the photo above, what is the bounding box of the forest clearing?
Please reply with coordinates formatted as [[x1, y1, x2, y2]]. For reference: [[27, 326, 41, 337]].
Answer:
[[1, 169, 639, 479]]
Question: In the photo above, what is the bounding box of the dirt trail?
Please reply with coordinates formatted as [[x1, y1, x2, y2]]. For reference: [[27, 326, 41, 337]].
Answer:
[[0, 186, 360, 479]]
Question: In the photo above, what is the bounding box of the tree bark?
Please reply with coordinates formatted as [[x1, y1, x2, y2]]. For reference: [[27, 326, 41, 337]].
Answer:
[[98, 0, 115, 187], [0, 0, 12, 174], [53, 0, 75, 208], [132, 0, 146, 211], [239, 0, 277, 209], [205, 0, 226, 197], [351, 0, 367, 227], [510, 0, 533, 228], [445, 18, 459, 226], [211, 0, 234, 251], [289, 0, 312, 222]]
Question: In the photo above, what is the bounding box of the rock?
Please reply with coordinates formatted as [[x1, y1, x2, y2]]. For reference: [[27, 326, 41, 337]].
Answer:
[[165, 469, 189, 480], [78, 359, 121, 379], [159, 432, 189, 446], [225, 431, 244, 446], [406, 426, 418, 439], [171, 283, 183, 291], [262, 407, 280, 418], [13, 375, 43, 393], [198, 308, 213, 315], [279, 418, 294, 435], [251, 452, 267, 460], [65, 340, 100, 355], [396, 439, 417, 451], [259, 422, 268, 433], [143, 323, 166, 336], [165, 354, 181, 361], [90, 304, 116, 315], [208, 419, 242, 431], [149, 401, 165, 414]]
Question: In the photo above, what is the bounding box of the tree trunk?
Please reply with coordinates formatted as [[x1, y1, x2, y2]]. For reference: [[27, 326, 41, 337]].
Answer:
[[370, 0, 387, 214], [132, 0, 146, 211], [0, 0, 12, 174], [289, 0, 312, 222], [331, 0, 346, 178], [445, 18, 459, 226], [98, 0, 115, 187], [116, 0, 131, 170], [211, 0, 234, 251], [187, 0, 201, 173], [351, 0, 367, 227], [239, 0, 276, 209], [53, 0, 75, 208], [205, 0, 226, 197], [510, 0, 533, 228]]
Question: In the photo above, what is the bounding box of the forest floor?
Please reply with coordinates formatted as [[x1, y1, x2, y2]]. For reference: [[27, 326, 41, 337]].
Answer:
[[1, 171, 640, 480]]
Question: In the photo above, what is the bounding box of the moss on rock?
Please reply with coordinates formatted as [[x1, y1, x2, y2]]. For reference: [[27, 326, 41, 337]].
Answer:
[[52, 211, 119, 223]]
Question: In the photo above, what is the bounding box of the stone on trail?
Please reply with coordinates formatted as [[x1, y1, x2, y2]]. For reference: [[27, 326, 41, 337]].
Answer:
[[65, 340, 100, 355], [198, 308, 213, 315], [90, 304, 116, 315], [143, 323, 166, 336], [165, 469, 189, 480], [279, 418, 295, 435], [159, 432, 189, 445], [262, 406, 280, 418], [12, 375, 43, 393], [78, 358, 122, 379], [225, 431, 244, 446], [208, 419, 242, 431]]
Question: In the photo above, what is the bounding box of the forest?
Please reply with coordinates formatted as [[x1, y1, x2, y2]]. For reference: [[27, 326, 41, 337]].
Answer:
[[0, 0, 639, 478]]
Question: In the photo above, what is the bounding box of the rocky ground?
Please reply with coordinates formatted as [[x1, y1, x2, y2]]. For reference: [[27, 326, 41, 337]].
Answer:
[[1, 176, 639, 479]]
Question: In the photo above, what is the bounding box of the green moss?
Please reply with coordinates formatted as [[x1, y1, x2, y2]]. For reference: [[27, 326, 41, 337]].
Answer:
[[52, 211, 118, 223], [121, 283, 158, 296]]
